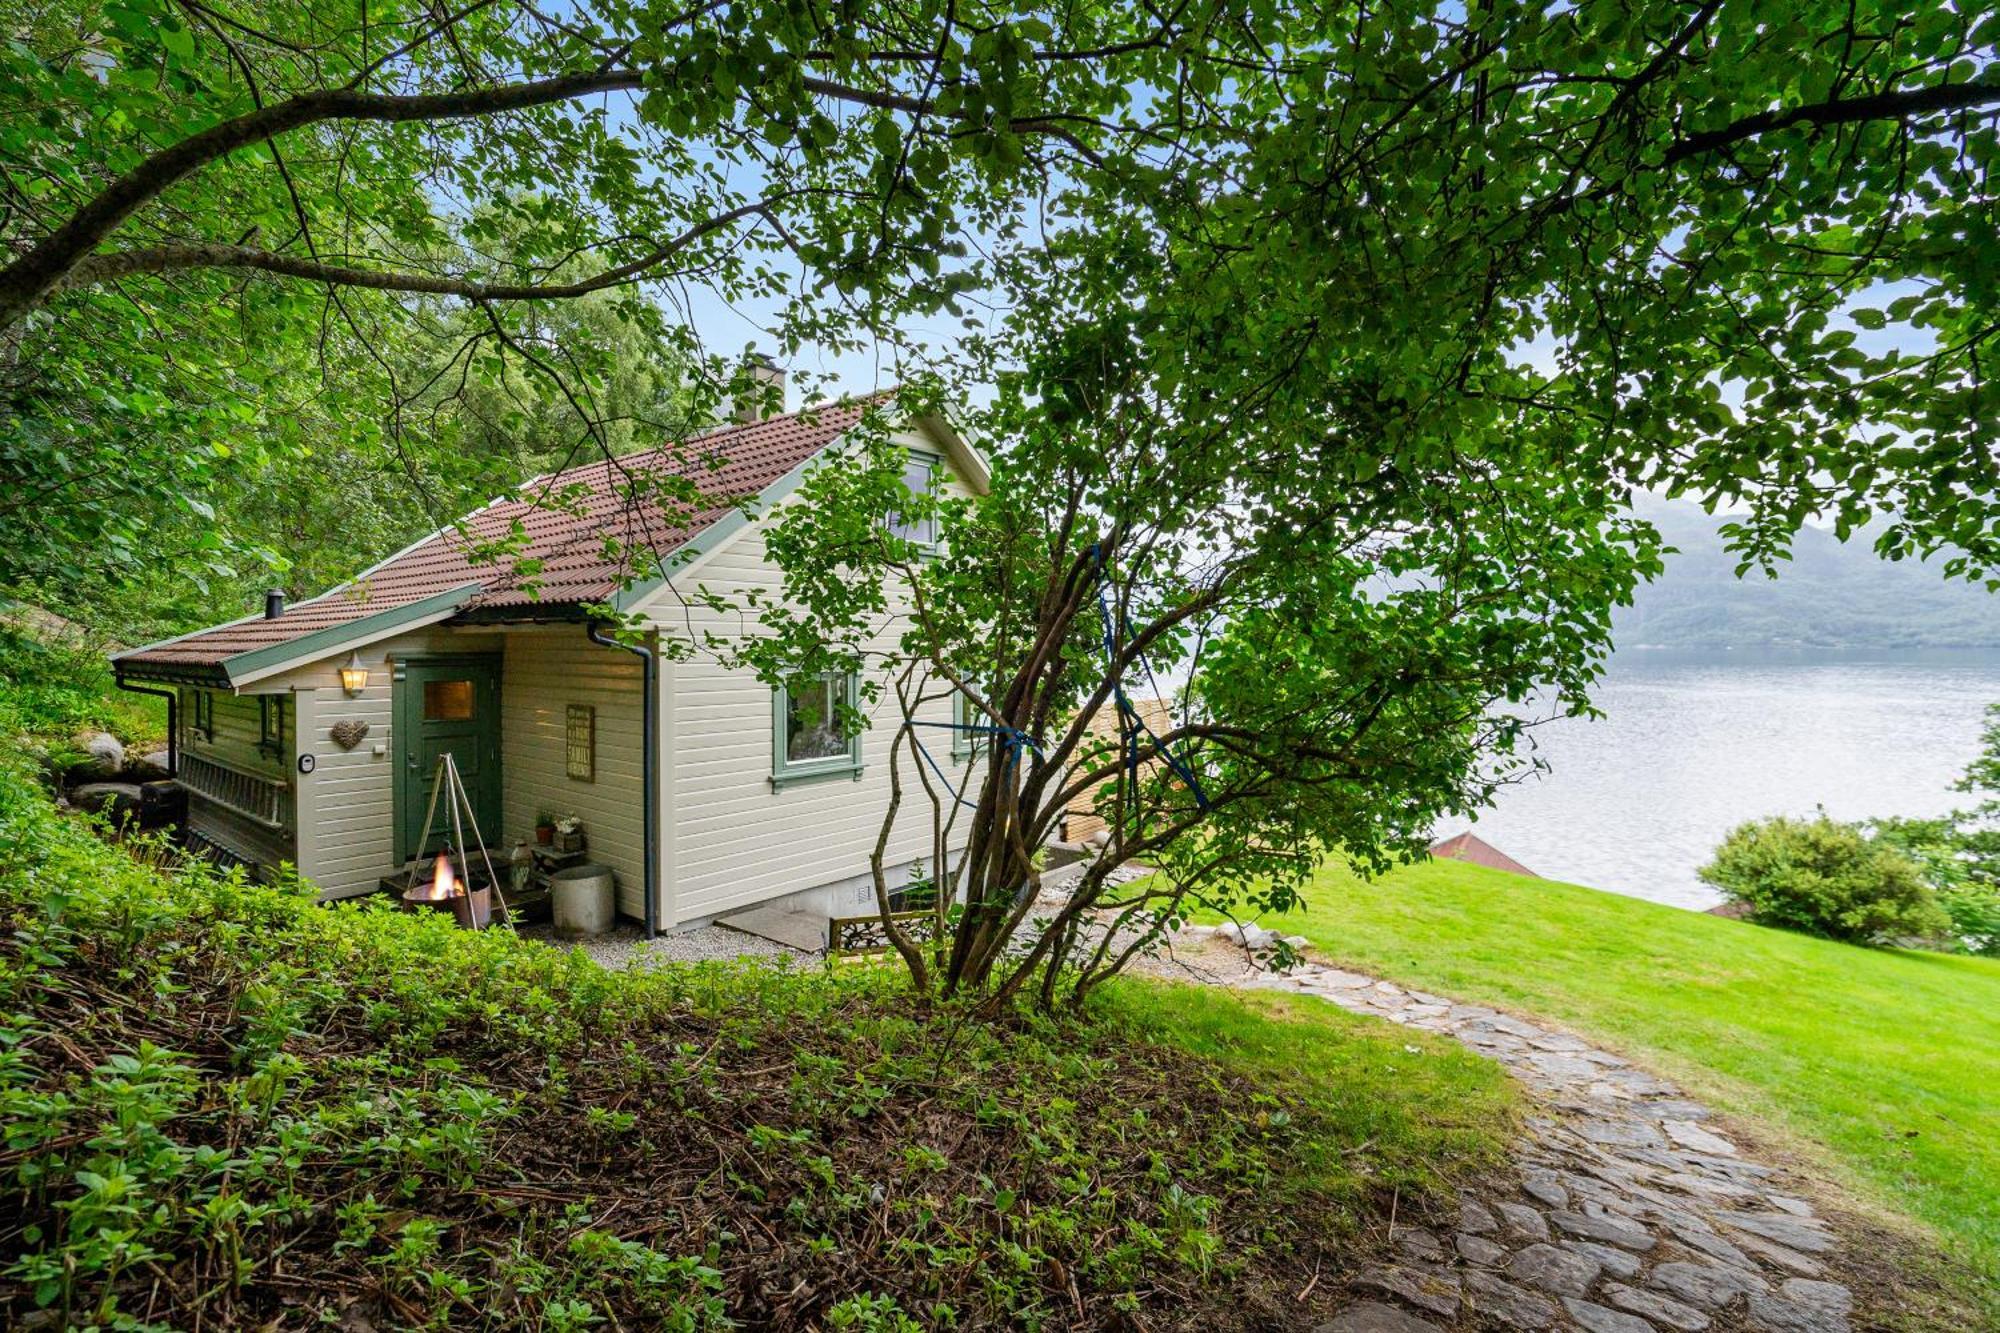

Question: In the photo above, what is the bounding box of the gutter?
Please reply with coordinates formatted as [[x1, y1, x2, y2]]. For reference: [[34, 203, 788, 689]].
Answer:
[[586, 620, 659, 938], [112, 674, 178, 777]]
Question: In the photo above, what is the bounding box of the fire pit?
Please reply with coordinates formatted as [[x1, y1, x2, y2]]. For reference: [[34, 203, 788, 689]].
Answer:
[[400, 847, 493, 930]]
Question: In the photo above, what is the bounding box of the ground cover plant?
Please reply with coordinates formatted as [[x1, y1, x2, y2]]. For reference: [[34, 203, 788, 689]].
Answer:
[[0, 727, 1512, 1331], [1204, 856, 2000, 1314]]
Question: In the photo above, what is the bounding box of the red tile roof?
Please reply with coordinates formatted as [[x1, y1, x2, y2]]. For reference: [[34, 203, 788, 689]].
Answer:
[[116, 400, 877, 676], [1427, 831, 1539, 878]]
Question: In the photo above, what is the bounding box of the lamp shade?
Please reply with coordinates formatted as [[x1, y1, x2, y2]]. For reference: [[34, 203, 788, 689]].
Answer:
[[338, 652, 369, 697]]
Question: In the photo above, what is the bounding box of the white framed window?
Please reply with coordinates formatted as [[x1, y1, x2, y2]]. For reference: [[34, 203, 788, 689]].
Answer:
[[772, 671, 864, 791], [887, 449, 939, 548]]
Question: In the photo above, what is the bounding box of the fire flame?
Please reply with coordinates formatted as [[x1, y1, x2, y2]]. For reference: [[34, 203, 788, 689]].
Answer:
[[414, 848, 459, 901]]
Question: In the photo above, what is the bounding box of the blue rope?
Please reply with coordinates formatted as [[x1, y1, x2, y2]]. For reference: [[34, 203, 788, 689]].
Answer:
[[906, 719, 1041, 810], [1085, 543, 1212, 813]]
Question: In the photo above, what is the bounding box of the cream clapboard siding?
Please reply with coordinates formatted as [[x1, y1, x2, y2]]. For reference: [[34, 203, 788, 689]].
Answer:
[[653, 439, 977, 925], [262, 627, 501, 899], [499, 627, 648, 920]]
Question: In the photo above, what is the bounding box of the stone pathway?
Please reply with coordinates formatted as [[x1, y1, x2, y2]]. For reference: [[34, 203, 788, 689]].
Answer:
[[1152, 934, 1857, 1333]]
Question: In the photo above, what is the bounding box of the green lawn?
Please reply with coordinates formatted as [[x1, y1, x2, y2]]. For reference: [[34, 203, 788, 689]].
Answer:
[[1210, 858, 2000, 1292]]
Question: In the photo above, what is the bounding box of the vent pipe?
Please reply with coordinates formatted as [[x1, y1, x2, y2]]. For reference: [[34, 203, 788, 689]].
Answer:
[[264, 589, 286, 619]]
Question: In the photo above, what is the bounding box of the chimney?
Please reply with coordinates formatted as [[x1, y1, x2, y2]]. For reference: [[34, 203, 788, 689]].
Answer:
[[264, 589, 286, 619], [734, 353, 787, 424]]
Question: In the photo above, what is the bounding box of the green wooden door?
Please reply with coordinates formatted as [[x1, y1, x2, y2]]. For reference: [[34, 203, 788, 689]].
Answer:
[[396, 656, 502, 861]]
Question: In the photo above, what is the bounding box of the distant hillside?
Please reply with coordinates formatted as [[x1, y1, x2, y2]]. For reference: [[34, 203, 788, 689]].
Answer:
[[1614, 496, 2000, 650]]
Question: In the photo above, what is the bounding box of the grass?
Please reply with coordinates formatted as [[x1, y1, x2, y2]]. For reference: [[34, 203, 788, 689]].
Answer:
[[1206, 856, 2000, 1301], [0, 721, 1513, 1331]]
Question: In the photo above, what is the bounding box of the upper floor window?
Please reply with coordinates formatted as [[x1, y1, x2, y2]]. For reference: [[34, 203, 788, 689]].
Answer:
[[887, 450, 939, 549], [772, 671, 864, 791]]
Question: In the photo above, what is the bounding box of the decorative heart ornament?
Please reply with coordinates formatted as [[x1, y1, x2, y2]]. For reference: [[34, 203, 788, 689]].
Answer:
[[330, 719, 370, 751]]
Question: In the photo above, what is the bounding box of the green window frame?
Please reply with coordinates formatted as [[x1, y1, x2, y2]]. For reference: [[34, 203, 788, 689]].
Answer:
[[887, 448, 940, 550], [188, 689, 215, 743], [951, 691, 987, 761], [772, 671, 864, 791], [256, 695, 285, 759]]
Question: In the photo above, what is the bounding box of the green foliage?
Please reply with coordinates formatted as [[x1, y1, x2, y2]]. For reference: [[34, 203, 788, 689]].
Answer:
[[1867, 704, 2000, 955], [0, 706, 1510, 1329], [0, 620, 163, 759], [1699, 813, 1953, 945]]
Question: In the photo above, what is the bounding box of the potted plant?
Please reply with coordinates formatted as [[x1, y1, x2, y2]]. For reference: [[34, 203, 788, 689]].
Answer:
[[554, 815, 584, 853], [534, 811, 555, 846]]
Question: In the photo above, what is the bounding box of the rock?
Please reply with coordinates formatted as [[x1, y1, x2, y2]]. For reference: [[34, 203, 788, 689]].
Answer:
[[1562, 1298, 1657, 1333], [1746, 1293, 1849, 1333], [1216, 921, 1247, 945], [1664, 1120, 1738, 1156], [1283, 934, 1310, 949], [81, 731, 125, 776], [1778, 1280, 1851, 1317], [1765, 1194, 1815, 1218], [1730, 1230, 1826, 1277], [1576, 1116, 1668, 1149], [129, 747, 171, 779], [1521, 1166, 1569, 1208], [1714, 1210, 1834, 1255], [1354, 1265, 1459, 1319], [1528, 1030, 1592, 1052], [1603, 1283, 1712, 1331], [1456, 1231, 1508, 1266], [1494, 1200, 1552, 1241], [1397, 1228, 1446, 1264], [1462, 1271, 1560, 1329], [1458, 1200, 1499, 1234], [1562, 1240, 1642, 1280], [70, 781, 142, 823], [1315, 1300, 1442, 1333], [1507, 1242, 1601, 1297], [1549, 1209, 1656, 1251], [1648, 1260, 1768, 1309], [1242, 925, 1280, 950], [1667, 1223, 1754, 1269]]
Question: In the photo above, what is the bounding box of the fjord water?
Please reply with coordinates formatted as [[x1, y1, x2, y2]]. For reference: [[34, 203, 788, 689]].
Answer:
[[1462, 649, 2000, 910]]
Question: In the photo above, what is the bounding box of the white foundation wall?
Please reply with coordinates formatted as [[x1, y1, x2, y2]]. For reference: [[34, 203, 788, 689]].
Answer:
[[653, 446, 978, 928], [498, 627, 647, 920]]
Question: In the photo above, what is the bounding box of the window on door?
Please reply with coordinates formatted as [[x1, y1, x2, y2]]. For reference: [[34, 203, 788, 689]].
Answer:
[[423, 678, 476, 720]]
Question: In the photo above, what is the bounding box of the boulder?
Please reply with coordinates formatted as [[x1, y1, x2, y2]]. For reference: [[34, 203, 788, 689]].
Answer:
[[68, 732, 126, 781], [71, 782, 143, 824], [128, 748, 172, 780]]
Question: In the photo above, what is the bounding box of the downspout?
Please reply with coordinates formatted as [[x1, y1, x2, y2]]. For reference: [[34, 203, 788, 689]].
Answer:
[[113, 674, 177, 776], [586, 621, 659, 937]]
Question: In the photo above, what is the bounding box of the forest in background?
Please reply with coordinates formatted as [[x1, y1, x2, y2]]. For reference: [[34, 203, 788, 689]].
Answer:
[[1615, 494, 2000, 651]]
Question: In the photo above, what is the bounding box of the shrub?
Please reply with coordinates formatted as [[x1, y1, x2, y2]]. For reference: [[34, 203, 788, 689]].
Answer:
[[1871, 816, 2000, 957], [1699, 814, 1954, 946]]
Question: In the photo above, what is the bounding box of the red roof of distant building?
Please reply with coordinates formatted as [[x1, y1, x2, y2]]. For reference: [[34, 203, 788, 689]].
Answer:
[[1428, 831, 1539, 877], [115, 399, 878, 678]]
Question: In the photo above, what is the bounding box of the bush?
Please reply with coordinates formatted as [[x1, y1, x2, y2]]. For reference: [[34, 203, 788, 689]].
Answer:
[[1871, 816, 2000, 956], [1699, 814, 1954, 946]]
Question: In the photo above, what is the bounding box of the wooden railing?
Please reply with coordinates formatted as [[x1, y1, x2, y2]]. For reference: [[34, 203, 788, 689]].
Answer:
[[178, 752, 294, 830]]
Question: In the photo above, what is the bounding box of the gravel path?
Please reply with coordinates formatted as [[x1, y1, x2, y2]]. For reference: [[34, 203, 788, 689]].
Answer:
[[516, 921, 812, 968], [1148, 931, 1857, 1333]]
